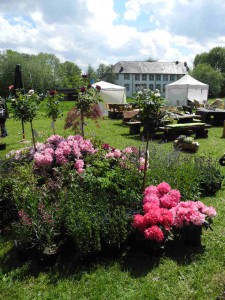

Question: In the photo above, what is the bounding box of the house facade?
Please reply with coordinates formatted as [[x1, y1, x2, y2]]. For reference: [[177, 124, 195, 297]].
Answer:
[[106, 61, 188, 97]]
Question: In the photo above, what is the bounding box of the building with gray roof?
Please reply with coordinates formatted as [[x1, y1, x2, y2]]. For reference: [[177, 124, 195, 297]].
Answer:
[[104, 61, 188, 97]]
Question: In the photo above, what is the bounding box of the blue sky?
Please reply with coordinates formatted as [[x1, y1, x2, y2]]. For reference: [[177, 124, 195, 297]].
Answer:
[[0, 0, 225, 71]]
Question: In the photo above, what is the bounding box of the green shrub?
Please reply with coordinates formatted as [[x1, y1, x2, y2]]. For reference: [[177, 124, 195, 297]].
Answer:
[[194, 156, 223, 195]]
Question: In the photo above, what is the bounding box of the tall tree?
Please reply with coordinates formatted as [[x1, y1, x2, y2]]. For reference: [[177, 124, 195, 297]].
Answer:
[[86, 64, 98, 83], [59, 61, 81, 88]]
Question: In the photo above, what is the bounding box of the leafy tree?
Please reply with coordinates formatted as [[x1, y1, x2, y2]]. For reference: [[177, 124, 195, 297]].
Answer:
[[11, 90, 41, 149], [96, 63, 115, 83], [45, 90, 63, 135], [191, 64, 223, 97], [64, 75, 102, 137], [58, 61, 81, 88], [86, 64, 98, 83], [193, 52, 209, 67], [207, 47, 225, 73]]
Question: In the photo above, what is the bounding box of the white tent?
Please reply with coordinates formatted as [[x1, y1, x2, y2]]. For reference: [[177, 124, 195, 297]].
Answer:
[[92, 81, 126, 115], [165, 74, 209, 106]]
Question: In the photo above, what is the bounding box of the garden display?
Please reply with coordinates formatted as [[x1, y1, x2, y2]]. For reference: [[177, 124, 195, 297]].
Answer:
[[0, 133, 220, 266]]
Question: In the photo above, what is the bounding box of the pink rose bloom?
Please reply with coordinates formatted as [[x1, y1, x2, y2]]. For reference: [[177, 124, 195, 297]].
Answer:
[[157, 182, 171, 196], [75, 159, 84, 170], [144, 225, 164, 242], [77, 168, 84, 174]]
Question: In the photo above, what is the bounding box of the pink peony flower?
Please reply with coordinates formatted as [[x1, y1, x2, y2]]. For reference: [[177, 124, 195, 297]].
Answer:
[[143, 209, 162, 226], [202, 206, 217, 218], [144, 185, 160, 197], [113, 149, 121, 158], [74, 159, 84, 170], [132, 214, 145, 230], [144, 225, 164, 242], [160, 190, 180, 209], [143, 194, 160, 207], [157, 182, 171, 196]]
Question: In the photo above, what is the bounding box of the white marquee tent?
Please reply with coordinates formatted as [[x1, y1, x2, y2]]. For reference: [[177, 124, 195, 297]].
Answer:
[[165, 74, 209, 106], [92, 81, 126, 115]]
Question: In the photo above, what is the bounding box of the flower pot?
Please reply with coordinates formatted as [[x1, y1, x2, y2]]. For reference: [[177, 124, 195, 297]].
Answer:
[[0, 143, 6, 150], [14, 240, 37, 261], [173, 140, 199, 152], [178, 225, 202, 247], [37, 245, 59, 267]]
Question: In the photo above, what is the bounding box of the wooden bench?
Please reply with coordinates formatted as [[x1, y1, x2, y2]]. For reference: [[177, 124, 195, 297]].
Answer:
[[159, 122, 212, 140], [122, 110, 139, 123], [126, 121, 141, 134]]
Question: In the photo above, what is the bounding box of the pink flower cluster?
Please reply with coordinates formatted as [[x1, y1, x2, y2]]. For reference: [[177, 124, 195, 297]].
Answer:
[[133, 182, 217, 243], [104, 145, 147, 171], [18, 209, 32, 226], [34, 135, 97, 173]]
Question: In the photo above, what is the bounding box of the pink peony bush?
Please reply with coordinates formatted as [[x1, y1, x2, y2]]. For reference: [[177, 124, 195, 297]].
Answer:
[[33, 134, 97, 173], [132, 182, 217, 244]]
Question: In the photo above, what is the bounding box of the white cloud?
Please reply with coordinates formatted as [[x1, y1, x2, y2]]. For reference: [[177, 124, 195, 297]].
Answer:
[[0, 0, 224, 71]]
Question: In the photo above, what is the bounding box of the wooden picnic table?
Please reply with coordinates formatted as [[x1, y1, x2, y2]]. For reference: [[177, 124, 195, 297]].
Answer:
[[196, 108, 225, 126], [159, 122, 212, 140]]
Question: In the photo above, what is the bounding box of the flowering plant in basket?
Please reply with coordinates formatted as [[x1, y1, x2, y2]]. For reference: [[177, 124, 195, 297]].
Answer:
[[132, 182, 217, 246]]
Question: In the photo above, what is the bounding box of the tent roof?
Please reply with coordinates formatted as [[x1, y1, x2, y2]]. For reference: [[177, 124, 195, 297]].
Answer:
[[92, 81, 125, 90], [167, 74, 208, 87]]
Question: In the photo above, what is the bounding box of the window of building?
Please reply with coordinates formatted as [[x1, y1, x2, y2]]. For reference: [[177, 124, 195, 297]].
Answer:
[[156, 84, 161, 91], [124, 73, 130, 80], [156, 74, 161, 81], [135, 84, 146, 91], [177, 74, 183, 79], [124, 84, 130, 91], [170, 75, 175, 81], [135, 74, 140, 81], [114, 74, 119, 80], [149, 74, 154, 81], [142, 74, 147, 81], [163, 75, 168, 81], [149, 84, 154, 90], [163, 84, 166, 92]]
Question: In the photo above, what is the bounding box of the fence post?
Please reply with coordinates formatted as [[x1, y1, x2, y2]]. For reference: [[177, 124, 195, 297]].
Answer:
[[222, 121, 225, 138]]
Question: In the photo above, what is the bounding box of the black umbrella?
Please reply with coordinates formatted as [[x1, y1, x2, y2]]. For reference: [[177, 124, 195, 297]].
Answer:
[[13, 64, 24, 94]]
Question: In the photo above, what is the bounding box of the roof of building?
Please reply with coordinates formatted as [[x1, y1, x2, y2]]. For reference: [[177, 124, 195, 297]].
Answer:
[[113, 61, 188, 74]]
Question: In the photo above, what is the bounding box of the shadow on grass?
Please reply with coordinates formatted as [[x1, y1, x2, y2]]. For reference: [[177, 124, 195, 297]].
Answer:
[[0, 234, 206, 282]]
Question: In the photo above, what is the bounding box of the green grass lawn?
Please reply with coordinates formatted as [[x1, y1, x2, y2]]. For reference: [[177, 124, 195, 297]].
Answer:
[[1, 101, 225, 299]]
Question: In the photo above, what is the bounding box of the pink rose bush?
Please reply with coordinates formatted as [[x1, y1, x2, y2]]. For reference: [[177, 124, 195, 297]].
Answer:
[[132, 182, 217, 244]]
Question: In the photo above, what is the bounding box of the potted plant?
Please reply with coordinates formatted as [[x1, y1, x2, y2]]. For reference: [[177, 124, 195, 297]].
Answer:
[[173, 135, 199, 152], [134, 88, 168, 139], [12, 209, 37, 260]]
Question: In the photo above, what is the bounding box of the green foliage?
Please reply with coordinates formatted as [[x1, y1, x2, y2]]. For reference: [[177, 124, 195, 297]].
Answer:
[[45, 91, 63, 122], [134, 88, 166, 128], [192, 46, 225, 96], [11, 91, 41, 123], [191, 63, 223, 96], [194, 156, 223, 195]]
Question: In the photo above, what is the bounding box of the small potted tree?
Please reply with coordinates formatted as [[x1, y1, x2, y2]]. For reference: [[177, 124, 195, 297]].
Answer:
[[134, 88, 167, 139]]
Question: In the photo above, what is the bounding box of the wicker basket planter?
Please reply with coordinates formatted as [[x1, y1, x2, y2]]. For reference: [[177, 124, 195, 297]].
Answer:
[[173, 140, 199, 152]]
